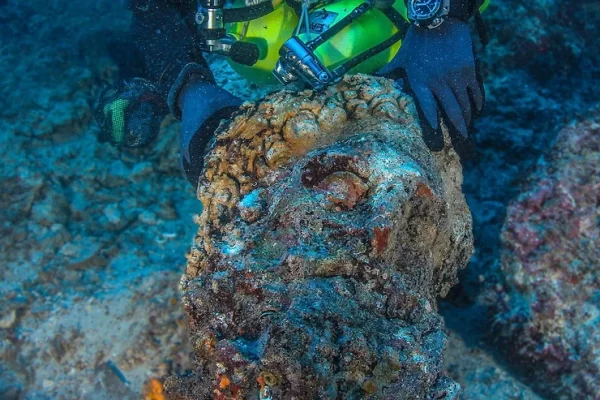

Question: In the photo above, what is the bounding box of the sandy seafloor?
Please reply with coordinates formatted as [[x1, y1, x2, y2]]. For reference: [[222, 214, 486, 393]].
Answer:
[[0, 0, 598, 399]]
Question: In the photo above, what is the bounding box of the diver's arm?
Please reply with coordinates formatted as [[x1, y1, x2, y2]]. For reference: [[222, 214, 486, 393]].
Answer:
[[128, 0, 214, 97], [97, 0, 242, 188], [131, 0, 243, 189], [170, 68, 243, 188]]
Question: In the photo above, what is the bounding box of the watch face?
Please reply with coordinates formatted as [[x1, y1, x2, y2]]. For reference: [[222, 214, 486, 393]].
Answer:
[[408, 0, 442, 21]]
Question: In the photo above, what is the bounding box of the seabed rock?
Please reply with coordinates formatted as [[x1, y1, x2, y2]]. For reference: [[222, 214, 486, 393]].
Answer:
[[494, 107, 600, 399], [165, 75, 473, 399]]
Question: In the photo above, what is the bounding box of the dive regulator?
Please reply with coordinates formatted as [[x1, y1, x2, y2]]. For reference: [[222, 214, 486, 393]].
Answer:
[[273, 0, 407, 89], [195, 0, 274, 66]]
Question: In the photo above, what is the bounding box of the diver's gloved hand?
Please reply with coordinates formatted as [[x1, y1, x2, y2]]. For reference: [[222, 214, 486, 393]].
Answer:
[[176, 78, 243, 187], [95, 78, 168, 147], [378, 18, 484, 151]]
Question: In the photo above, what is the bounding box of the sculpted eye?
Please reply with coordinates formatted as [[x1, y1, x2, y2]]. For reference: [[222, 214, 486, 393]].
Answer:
[[316, 171, 369, 209], [301, 154, 369, 210]]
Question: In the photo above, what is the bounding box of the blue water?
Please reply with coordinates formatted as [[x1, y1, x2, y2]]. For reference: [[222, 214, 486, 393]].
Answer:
[[0, 0, 598, 398]]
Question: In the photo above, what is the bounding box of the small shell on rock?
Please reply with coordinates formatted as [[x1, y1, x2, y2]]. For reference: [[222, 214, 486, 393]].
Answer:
[[0, 310, 16, 329], [238, 188, 267, 223]]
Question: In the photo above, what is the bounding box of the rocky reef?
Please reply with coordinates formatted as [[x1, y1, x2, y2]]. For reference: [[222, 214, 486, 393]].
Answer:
[[493, 107, 600, 398], [164, 75, 473, 399], [458, 0, 600, 295], [483, 0, 600, 81]]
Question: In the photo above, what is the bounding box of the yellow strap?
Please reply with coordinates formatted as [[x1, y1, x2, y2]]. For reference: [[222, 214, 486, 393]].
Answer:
[[479, 0, 490, 13], [103, 99, 129, 144]]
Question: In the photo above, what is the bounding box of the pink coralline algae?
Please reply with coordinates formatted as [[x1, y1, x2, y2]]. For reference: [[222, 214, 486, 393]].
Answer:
[[164, 75, 473, 399], [495, 108, 600, 398]]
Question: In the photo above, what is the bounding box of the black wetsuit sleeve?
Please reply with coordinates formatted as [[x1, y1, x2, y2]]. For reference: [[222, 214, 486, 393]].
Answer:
[[127, 0, 215, 98]]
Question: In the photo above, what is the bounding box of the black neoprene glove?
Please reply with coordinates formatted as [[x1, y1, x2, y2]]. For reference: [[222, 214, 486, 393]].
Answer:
[[379, 18, 484, 151]]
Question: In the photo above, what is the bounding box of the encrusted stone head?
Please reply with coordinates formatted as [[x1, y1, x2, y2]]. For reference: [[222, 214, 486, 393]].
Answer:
[[168, 75, 472, 399]]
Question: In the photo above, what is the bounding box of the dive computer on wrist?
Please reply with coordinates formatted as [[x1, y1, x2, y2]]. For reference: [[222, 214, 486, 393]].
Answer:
[[406, 0, 451, 29]]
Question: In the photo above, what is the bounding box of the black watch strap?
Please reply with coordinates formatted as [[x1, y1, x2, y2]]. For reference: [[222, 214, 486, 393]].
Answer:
[[448, 0, 484, 22], [449, 0, 488, 46]]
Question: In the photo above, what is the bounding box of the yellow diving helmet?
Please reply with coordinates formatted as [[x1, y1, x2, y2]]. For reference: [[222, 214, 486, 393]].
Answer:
[[226, 0, 409, 88], [196, 0, 490, 89]]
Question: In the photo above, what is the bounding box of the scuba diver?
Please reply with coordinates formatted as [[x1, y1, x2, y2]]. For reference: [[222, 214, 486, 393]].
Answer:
[[96, 0, 490, 188]]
